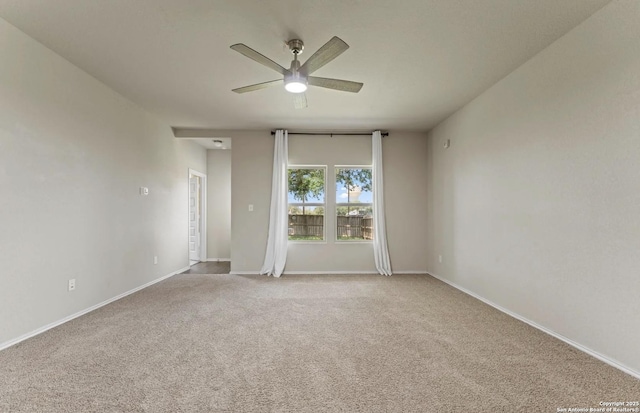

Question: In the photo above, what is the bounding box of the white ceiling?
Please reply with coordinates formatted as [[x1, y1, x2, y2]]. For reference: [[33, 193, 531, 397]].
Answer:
[[0, 0, 609, 132]]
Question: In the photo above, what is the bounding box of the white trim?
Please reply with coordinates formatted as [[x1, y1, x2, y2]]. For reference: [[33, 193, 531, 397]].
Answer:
[[205, 258, 231, 262], [284, 270, 379, 275], [188, 168, 207, 263], [231, 270, 379, 275], [427, 271, 640, 380], [0, 265, 190, 353], [393, 271, 429, 275], [231, 270, 427, 276]]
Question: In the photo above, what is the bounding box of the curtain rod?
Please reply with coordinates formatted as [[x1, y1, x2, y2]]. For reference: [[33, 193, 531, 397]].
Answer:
[[270, 131, 389, 137]]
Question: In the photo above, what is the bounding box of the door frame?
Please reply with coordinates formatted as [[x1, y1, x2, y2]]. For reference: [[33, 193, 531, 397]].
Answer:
[[188, 168, 207, 264]]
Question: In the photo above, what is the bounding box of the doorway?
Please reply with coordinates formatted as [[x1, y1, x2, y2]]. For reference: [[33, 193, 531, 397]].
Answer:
[[188, 169, 207, 265]]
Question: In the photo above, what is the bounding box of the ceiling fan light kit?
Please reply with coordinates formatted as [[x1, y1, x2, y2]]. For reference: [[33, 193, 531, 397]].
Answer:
[[284, 78, 308, 93], [231, 36, 363, 108]]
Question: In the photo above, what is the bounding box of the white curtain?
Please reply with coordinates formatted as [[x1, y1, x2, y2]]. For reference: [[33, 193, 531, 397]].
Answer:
[[260, 130, 289, 277], [372, 131, 392, 276]]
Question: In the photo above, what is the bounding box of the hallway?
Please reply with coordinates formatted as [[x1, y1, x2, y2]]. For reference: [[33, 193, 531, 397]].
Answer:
[[181, 261, 230, 275]]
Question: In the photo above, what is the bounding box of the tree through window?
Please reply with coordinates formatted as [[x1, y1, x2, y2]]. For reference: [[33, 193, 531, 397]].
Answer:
[[287, 167, 326, 241], [336, 167, 373, 241]]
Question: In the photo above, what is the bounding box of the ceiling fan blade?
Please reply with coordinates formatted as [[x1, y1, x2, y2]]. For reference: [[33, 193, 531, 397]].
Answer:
[[299, 36, 349, 76], [232, 79, 283, 93], [293, 93, 308, 109], [308, 76, 363, 93], [230, 44, 290, 76]]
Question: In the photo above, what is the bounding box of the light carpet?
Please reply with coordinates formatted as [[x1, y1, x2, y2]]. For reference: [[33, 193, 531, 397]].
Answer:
[[0, 274, 638, 412]]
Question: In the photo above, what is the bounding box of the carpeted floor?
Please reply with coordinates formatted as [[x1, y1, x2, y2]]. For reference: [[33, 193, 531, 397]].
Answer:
[[0, 274, 638, 412]]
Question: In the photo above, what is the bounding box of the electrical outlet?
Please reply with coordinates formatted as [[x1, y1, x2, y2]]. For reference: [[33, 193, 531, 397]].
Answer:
[[438, 255, 443, 264], [154, 256, 158, 265], [68, 279, 76, 291]]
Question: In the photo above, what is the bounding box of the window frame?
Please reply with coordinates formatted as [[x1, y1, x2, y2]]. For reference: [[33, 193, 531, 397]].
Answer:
[[287, 165, 327, 243], [334, 165, 374, 243]]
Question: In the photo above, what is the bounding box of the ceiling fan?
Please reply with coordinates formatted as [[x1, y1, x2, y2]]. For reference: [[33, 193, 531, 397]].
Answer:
[[230, 36, 363, 108]]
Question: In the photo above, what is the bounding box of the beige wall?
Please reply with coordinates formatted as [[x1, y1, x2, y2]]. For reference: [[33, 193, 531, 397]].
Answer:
[[426, 0, 640, 374], [206, 149, 231, 260], [287, 134, 374, 273], [230, 131, 428, 274], [0, 17, 206, 346], [383, 133, 429, 273], [230, 132, 273, 272]]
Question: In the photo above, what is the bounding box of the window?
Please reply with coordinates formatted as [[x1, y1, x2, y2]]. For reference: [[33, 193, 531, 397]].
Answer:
[[335, 167, 373, 241], [288, 167, 326, 241]]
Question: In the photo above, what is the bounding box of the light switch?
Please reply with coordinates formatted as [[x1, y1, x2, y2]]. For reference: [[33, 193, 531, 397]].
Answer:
[[140, 187, 149, 196], [248, 204, 254, 212]]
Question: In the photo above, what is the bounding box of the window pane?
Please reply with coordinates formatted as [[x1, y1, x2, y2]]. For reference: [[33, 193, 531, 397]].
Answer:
[[288, 206, 324, 240], [288, 167, 325, 241], [336, 213, 373, 241], [335, 168, 372, 204], [335, 167, 373, 241], [336, 205, 373, 216], [288, 168, 325, 203]]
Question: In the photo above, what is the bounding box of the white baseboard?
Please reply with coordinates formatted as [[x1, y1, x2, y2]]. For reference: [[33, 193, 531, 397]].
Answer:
[[427, 271, 640, 380], [394, 271, 428, 275], [282, 270, 428, 275], [230, 270, 428, 276], [0, 265, 190, 352], [205, 258, 231, 262], [284, 270, 379, 275], [237, 271, 382, 275], [230, 271, 378, 276]]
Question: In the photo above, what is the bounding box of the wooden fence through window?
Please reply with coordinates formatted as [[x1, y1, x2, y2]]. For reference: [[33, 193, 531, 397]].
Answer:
[[288, 215, 373, 240], [337, 216, 373, 239], [288, 215, 324, 237]]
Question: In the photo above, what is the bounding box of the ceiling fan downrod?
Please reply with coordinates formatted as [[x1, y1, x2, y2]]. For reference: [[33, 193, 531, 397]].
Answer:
[[285, 39, 306, 93]]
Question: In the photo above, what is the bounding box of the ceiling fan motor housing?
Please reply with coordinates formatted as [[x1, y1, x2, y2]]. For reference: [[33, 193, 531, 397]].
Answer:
[[287, 39, 304, 54]]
